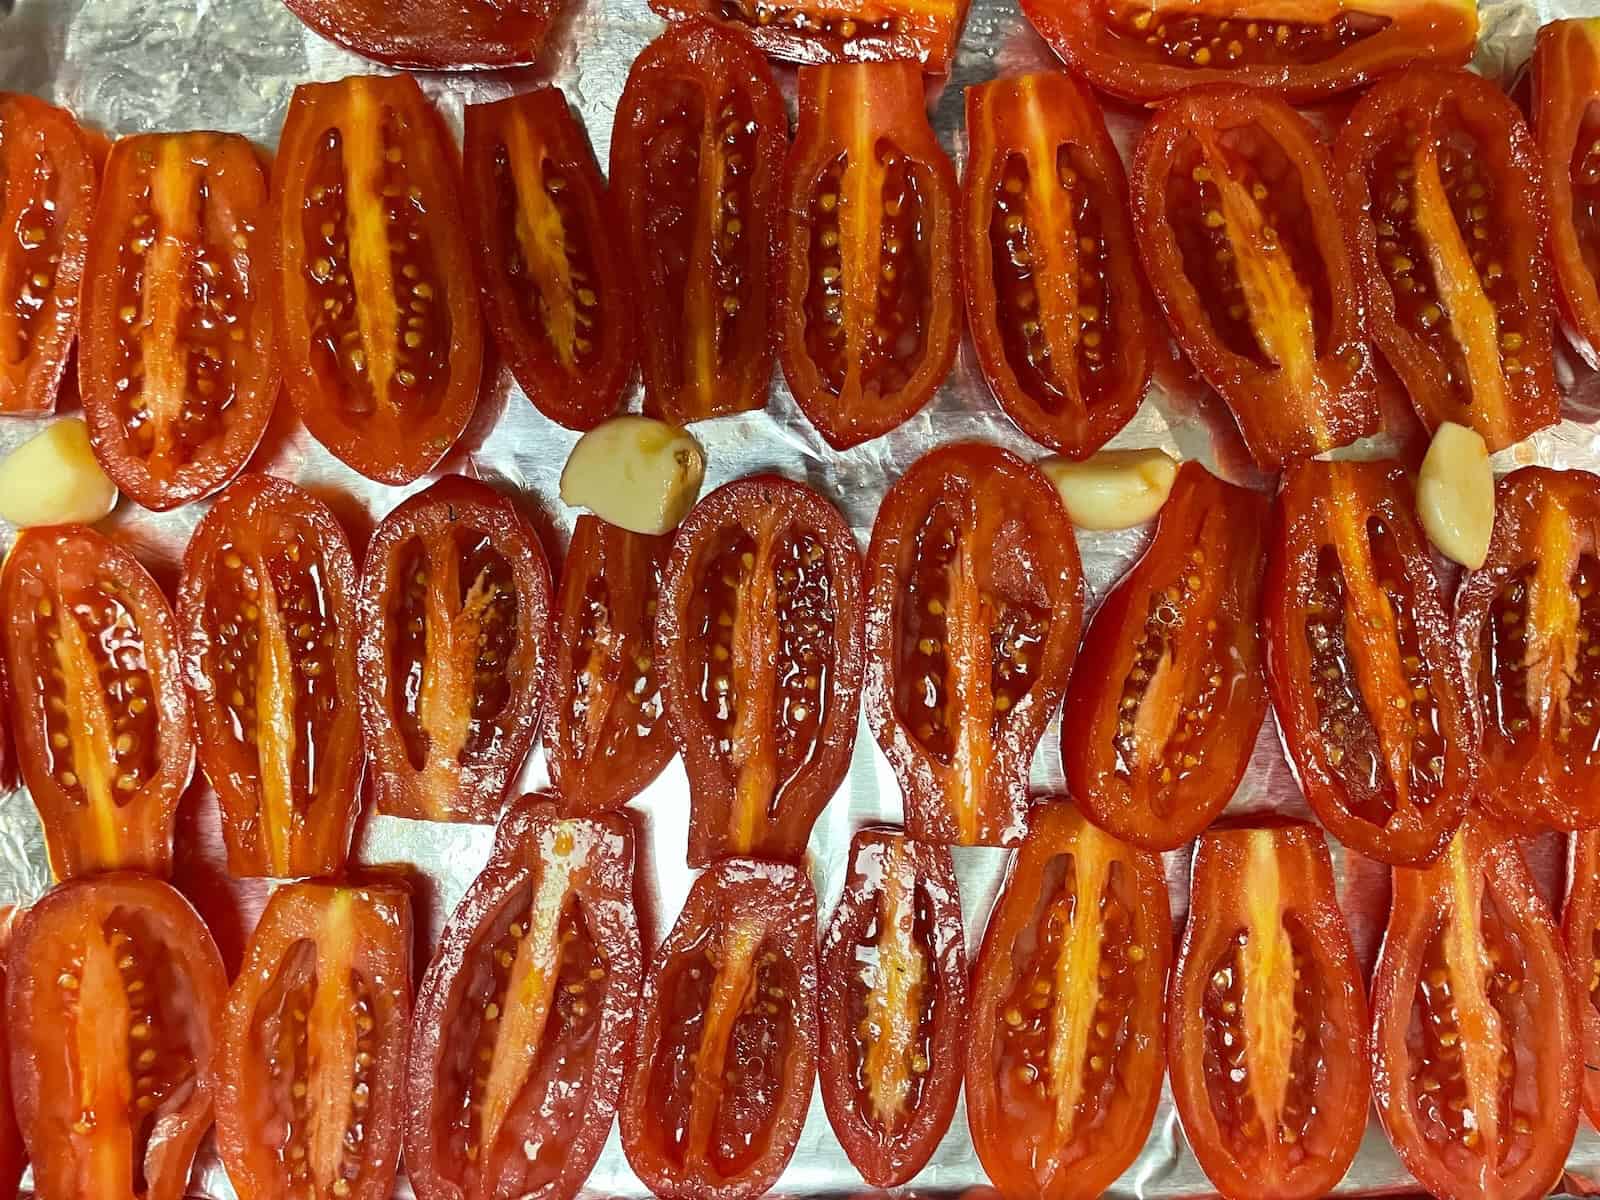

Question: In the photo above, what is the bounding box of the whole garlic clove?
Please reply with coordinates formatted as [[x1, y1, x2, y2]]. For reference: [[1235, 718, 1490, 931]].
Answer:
[[0, 419, 119, 527], [1417, 421, 1494, 570], [559, 416, 707, 535], [1039, 448, 1179, 531]]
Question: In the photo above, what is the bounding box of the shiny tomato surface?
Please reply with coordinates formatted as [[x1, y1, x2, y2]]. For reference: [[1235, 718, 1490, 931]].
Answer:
[[1563, 829, 1600, 1131], [0, 909, 22, 1200], [1535, 18, 1600, 368], [282, 0, 561, 69], [651, 0, 967, 69]]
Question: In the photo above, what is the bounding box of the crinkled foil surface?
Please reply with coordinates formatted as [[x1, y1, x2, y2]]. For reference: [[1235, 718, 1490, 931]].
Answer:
[[0, 0, 1597, 1195]]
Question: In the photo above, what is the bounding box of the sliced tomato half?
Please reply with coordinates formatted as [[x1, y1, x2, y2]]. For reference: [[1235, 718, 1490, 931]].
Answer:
[[1169, 821, 1370, 1200], [1371, 813, 1582, 1200], [273, 74, 483, 484], [281, 0, 560, 69], [1563, 829, 1600, 1130], [0, 909, 23, 1200], [961, 71, 1158, 459], [178, 473, 363, 878], [1063, 461, 1269, 851], [1535, 18, 1600, 369], [1, 525, 194, 880], [966, 801, 1172, 1200], [406, 795, 641, 1200], [1264, 458, 1476, 866], [80, 131, 278, 510], [7, 873, 226, 1200], [865, 443, 1083, 846], [211, 881, 412, 1200], [650, 0, 967, 70], [619, 858, 818, 1200]]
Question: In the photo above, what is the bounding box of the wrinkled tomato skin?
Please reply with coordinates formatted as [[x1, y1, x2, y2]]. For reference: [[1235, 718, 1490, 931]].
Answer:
[[818, 828, 967, 1188], [406, 795, 641, 1200], [80, 131, 278, 511], [273, 74, 483, 485], [865, 443, 1083, 847], [8, 873, 226, 1200], [966, 801, 1171, 1200], [1169, 821, 1370, 1200], [1264, 458, 1476, 866], [547, 515, 674, 815], [1132, 86, 1378, 470], [961, 72, 1158, 459], [1563, 830, 1600, 1129], [1371, 813, 1582, 1200], [0, 909, 22, 1200], [0, 93, 98, 415], [1454, 466, 1600, 832], [1536, 19, 1600, 370], [357, 475, 554, 825], [779, 62, 961, 450], [650, 0, 967, 71], [177, 473, 363, 878], [1335, 67, 1558, 452], [619, 858, 818, 1200], [211, 881, 412, 1200], [610, 21, 785, 426], [1064, 462, 1269, 851], [463, 90, 633, 432], [657, 474, 864, 866], [281, 0, 559, 69], [0, 525, 194, 881]]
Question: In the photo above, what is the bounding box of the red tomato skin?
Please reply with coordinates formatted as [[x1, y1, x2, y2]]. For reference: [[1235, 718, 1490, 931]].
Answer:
[[1536, 19, 1600, 369], [0, 909, 22, 1200], [649, 0, 969, 70], [281, 0, 560, 68], [1563, 829, 1600, 1130]]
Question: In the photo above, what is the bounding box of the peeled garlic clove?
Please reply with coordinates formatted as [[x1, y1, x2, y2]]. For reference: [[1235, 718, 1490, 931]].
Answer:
[[1040, 448, 1179, 531], [1417, 421, 1494, 570], [560, 416, 706, 535], [0, 419, 119, 527]]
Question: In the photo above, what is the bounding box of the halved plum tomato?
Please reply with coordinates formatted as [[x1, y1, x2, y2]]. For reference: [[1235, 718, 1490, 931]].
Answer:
[[1020, 0, 1476, 105], [819, 828, 967, 1188], [7, 873, 226, 1200], [1131, 86, 1378, 470], [357, 475, 553, 824], [273, 74, 483, 485], [1371, 812, 1582, 1200], [1169, 821, 1370, 1200], [212, 881, 412, 1200], [79, 131, 277, 511], [1263, 458, 1476, 866], [650, 0, 966, 71], [865, 443, 1083, 847], [609, 21, 785, 426], [463, 89, 632, 433], [966, 801, 1171, 1200], [1535, 19, 1600, 370], [962, 72, 1158, 460], [0, 909, 24, 1200], [619, 858, 818, 1200], [282, 0, 559, 68], [779, 62, 961, 450], [0, 524, 194, 880], [1063, 461, 1269, 851], [1455, 466, 1600, 832], [1335, 67, 1558, 452], [0, 93, 98, 415], [547, 514, 674, 814], [406, 795, 641, 1200], [177, 474, 363, 878], [657, 474, 863, 865], [1562, 830, 1600, 1129]]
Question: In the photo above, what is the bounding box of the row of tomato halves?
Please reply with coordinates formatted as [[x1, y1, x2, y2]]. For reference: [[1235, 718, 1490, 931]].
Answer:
[[6, 13, 1600, 499]]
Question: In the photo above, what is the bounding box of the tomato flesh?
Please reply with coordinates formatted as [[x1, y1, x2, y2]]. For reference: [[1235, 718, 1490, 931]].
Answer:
[[357, 477, 553, 824], [1563, 830, 1600, 1131], [1169, 822, 1370, 1200], [865, 443, 1083, 846], [1371, 815, 1582, 1200], [966, 802, 1171, 1200], [8, 875, 226, 1200], [1536, 19, 1600, 369], [178, 474, 363, 878], [407, 797, 641, 1200], [0, 911, 24, 1200], [779, 62, 961, 449], [657, 475, 864, 865], [548, 515, 673, 814], [274, 74, 483, 484], [652, 0, 966, 70], [80, 131, 277, 511], [620, 859, 818, 1200], [610, 21, 784, 425], [0, 93, 97, 415], [282, 0, 558, 68]]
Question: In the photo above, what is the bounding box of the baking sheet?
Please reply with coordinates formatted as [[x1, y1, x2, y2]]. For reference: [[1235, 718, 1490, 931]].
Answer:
[[0, 0, 1597, 1194]]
